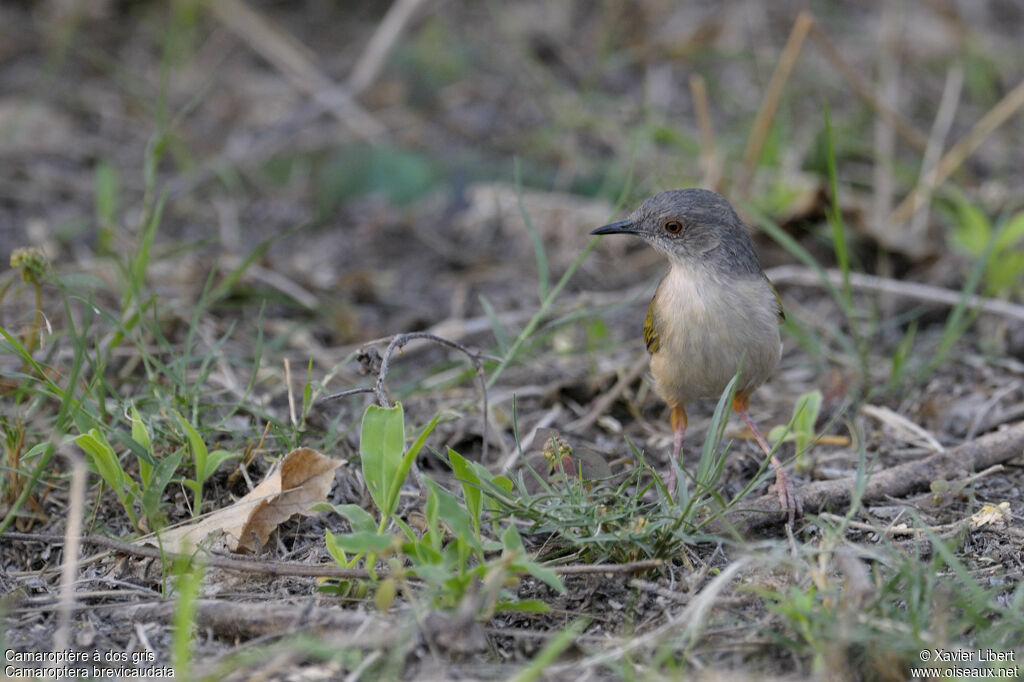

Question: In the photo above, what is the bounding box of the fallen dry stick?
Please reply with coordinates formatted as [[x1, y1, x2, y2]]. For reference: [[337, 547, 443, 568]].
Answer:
[[2, 533, 660, 581], [115, 600, 392, 643], [738, 420, 1024, 533]]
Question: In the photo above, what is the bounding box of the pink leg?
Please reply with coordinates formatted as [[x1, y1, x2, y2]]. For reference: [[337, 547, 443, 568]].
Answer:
[[666, 405, 687, 495], [733, 396, 802, 525]]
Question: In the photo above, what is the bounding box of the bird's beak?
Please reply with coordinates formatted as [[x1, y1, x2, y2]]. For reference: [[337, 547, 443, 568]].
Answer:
[[590, 219, 637, 236]]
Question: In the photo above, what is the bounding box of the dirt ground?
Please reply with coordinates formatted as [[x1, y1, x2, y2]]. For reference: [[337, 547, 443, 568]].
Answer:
[[2, 1, 1023, 680]]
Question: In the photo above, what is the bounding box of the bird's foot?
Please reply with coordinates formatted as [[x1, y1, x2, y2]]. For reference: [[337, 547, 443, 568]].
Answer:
[[771, 461, 802, 526]]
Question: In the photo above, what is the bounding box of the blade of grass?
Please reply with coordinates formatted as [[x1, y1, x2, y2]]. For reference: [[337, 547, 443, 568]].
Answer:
[[918, 223, 996, 382], [823, 104, 852, 310], [487, 170, 634, 390], [478, 294, 509, 355], [514, 158, 550, 301]]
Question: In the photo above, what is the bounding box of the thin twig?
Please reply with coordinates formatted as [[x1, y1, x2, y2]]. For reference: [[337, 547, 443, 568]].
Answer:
[[765, 265, 1024, 322], [321, 386, 378, 401], [372, 332, 490, 462], [552, 558, 663, 575], [3, 533, 373, 578], [3, 532, 661, 578]]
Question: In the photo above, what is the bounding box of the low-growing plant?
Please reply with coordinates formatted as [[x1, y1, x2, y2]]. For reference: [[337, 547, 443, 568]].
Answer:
[[754, 519, 1024, 678], [479, 375, 785, 563], [768, 389, 823, 472], [173, 410, 237, 517], [74, 407, 184, 531], [947, 193, 1024, 298], [322, 403, 562, 616]]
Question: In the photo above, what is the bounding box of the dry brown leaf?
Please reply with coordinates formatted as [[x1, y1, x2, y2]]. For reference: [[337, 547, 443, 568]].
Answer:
[[147, 447, 340, 553], [970, 502, 1012, 530]]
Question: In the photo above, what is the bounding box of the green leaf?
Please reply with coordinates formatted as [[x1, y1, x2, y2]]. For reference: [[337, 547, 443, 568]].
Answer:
[[324, 530, 350, 566], [988, 253, 1024, 293], [501, 522, 525, 553], [501, 524, 565, 592], [296, 357, 316, 426], [360, 404, 406, 518], [951, 196, 992, 255], [791, 390, 823, 454], [328, 531, 398, 555], [479, 294, 509, 354], [523, 561, 565, 593], [174, 411, 217, 515], [425, 477, 442, 552], [462, 459, 514, 513], [489, 473, 515, 494], [425, 478, 478, 557], [76, 429, 125, 490], [404, 538, 443, 565], [140, 448, 183, 529], [495, 599, 551, 613], [93, 159, 119, 223], [388, 411, 440, 519], [994, 211, 1024, 251], [331, 504, 378, 534], [174, 411, 208, 478], [448, 449, 481, 537], [129, 406, 153, 486], [375, 577, 397, 611], [75, 428, 138, 526], [202, 449, 237, 481]]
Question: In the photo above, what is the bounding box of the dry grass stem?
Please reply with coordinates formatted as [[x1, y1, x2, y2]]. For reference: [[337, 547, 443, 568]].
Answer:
[[689, 74, 721, 192], [348, 0, 430, 96], [739, 11, 814, 195], [890, 75, 1024, 227], [908, 65, 964, 240], [53, 453, 88, 662], [809, 21, 929, 152], [208, 0, 384, 139], [861, 404, 944, 452]]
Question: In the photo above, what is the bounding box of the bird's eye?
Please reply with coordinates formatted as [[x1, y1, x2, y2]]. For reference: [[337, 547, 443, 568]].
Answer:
[[664, 220, 683, 234]]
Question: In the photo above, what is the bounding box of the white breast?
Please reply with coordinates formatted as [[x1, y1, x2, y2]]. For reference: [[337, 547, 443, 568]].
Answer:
[[648, 262, 781, 406]]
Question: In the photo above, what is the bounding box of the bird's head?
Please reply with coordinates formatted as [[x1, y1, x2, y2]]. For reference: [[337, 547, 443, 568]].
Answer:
[[591, 189, 761, 275]]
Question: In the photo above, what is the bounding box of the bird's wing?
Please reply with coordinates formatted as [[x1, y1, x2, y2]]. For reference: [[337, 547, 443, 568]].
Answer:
[[765, 274, 786, 324], [643, 277, 664, 354], [643, 296, 660, 354]]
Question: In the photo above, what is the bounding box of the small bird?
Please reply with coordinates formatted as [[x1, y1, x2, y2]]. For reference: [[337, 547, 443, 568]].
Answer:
[[591, 188, 800, 523]]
